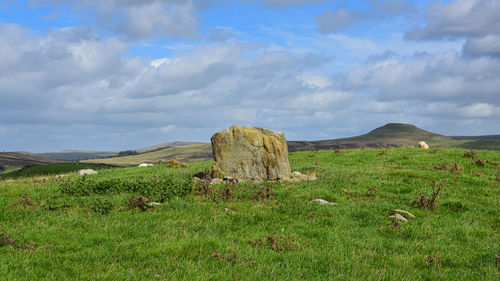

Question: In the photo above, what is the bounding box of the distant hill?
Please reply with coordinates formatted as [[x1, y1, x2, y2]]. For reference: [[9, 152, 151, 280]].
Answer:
[[30, 142, 203, 161], [451, 135, 500, 140], [288, 123, 455, 152], [7, 123, 499, 169], [135, 141, 204, 154], [0, 152, 67, 170], [34, 151, 117, 161], [81, 143, 213, 166], [288, 123, 500, 152]]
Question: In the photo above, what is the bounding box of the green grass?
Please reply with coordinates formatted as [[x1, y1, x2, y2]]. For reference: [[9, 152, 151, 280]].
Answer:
[[81, 143, 212, 166], [457, 139, 500, 151], [1, 148, 499, 280], [0, 163, 114, 180]]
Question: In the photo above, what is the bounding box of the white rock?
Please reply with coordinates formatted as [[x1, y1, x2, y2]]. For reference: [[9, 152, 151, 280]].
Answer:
[[418, 141, 429, 149], [311, 199, 337, 205], [147, 202, 161, 206], [77, 169, 98, 176], [138, 163, 153, 167], [210, 178, 224, 185], [292, 171, 302, 177], [389, 214, 408, 222], [394, 209, 416, 218], [307, 175, 318, 181], [35, 177, 48, 182]]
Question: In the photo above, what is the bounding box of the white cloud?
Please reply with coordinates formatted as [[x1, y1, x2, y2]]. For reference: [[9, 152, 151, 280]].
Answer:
[[463, 35, 500, 58], [297, 72, 332, 89], [316, 8, 367, 33], [405, 0, 500, 40], [246, 0, 325, 9]]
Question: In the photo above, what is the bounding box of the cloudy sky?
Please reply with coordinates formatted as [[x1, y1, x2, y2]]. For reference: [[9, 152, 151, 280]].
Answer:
[[1, 0, 499, 152]]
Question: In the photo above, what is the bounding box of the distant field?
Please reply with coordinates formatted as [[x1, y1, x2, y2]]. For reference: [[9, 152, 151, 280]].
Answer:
[[0, 163, 115, 180], [82, 143, 213, 166], [0, 152, 66, 169], [1, 148, 499, 280], [35, 151, 117, 161]]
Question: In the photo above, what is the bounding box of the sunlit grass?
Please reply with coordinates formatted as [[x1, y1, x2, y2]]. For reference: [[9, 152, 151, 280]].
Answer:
[[1, 148, 499, 280]]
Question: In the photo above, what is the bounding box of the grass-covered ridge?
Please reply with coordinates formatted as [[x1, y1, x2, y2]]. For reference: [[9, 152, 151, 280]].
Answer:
[[0, 163, 114, 180], [1, 148, 499, 280]]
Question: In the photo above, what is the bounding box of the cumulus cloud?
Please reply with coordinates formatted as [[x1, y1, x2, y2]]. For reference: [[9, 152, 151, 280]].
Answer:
[[246, 0, 325, 9], [33, 0, 225, 40], [316, 8, 367, 33], [405, 0, 500, 40], [463, 35, 500, 58], [345, 50, 500, 105], [370, 0, 415, 14]]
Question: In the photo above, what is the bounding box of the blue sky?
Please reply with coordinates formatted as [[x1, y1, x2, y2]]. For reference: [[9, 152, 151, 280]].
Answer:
[[0, 0, 499, 152]]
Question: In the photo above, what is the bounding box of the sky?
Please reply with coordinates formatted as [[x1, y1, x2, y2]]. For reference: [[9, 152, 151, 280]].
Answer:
[[0, 0, 499, 152]]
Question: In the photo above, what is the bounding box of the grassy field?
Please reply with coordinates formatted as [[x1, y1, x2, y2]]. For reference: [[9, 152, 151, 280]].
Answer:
[[0, 163, 114, 180], [81, 143, 213, 166], [1, 148, 499, 280]]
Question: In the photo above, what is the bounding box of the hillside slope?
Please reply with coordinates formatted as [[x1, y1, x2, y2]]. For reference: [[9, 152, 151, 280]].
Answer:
[[0, 152, 67, 169], [82, 143, 212, 166], [289, 123, 464, 152]]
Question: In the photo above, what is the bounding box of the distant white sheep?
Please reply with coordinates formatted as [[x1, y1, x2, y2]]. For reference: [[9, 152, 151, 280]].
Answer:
[[138, 163, 154, 167], [418, 141, 429, 149]]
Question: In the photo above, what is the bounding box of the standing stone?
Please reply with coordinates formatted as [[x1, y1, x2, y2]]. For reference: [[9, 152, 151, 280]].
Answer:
[[210, 125, 291, 181]]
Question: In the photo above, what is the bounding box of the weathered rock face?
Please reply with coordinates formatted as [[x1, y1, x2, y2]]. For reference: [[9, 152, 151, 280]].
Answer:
[[210, 125, 291, 181]]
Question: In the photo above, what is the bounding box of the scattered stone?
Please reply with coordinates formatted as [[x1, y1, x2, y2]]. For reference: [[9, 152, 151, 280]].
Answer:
[[307, 175, 318, 181], [393, 209, 416, 218], [418, 141, 429, 149], [224, 208, 236, 213], [281, 171, 316, 182], [192, 176, 205, 184], [138, 163, 153, 167], [252, 178, 264, 184], [210, 125, 291, 181], [169, 160, 187, 168], [146, 202, 161, 206], [311, 199, 337, 205], [35, 177, 48, 182], [77, 169, 97, 176], [210, 178, 224, 185], [54, 174, 65, 179], [389, 214, 408, 222]]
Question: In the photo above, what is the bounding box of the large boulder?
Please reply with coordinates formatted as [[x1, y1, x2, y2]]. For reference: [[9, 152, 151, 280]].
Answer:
[[210, 125, 291, 181]]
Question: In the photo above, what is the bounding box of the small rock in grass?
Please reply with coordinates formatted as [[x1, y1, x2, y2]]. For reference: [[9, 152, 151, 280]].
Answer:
[[311, 199, 337, 205], [77, 169, 97, 176], [224, 208, 236, 213], [147, 202, 161, 206], [252, 178, 264, 184], [35, 177, 48, 182], [138, 163, 153, 167], [307, 175, 318, 181], [418, 141, 429, 149], [394, 209, 416, 218], [210, 178, 224, 185], [192, 177, 205, 184], [389, 214, 408, 222], [169, 160, 187, 168]]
